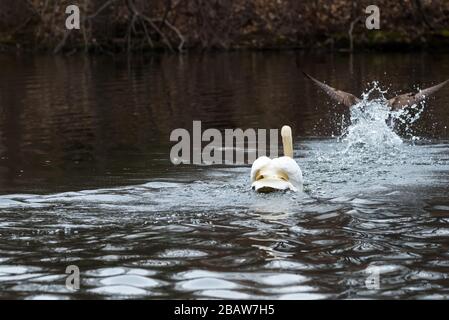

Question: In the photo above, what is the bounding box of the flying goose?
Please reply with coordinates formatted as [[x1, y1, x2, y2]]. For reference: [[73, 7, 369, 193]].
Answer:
[[303, 72, 449, 111]]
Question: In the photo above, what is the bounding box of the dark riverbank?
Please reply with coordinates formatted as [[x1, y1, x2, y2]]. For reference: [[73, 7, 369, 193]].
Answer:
[[1, 0, 449, 54]]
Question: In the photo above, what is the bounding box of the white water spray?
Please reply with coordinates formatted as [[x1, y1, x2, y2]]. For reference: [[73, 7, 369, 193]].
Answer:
[[339, 82, 425, 154]]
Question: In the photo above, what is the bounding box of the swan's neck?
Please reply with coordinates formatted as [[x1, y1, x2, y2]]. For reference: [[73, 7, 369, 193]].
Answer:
[[281, 125, 293, 158]]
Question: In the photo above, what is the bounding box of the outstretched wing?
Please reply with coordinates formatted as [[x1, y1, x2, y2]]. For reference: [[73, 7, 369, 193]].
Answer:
[[302, 71, 361, 108], [388, 79, 449, 110]]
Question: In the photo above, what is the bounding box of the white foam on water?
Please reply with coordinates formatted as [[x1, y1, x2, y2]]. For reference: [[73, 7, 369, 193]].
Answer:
[[341, 83, 410, 151], [333, 82, 431, 167]]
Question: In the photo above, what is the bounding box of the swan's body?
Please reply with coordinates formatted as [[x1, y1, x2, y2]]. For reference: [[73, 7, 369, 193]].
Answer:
[[251, 126, 303, 193]]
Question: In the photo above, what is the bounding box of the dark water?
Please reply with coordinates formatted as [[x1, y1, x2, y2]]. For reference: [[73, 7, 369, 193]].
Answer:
[[1, 52, 449, 299]]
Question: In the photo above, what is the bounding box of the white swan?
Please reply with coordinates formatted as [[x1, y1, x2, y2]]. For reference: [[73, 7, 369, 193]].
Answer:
[[250, 125, 303, 193]]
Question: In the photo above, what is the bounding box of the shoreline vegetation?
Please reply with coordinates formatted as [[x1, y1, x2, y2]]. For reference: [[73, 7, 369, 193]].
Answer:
[[1, 0, 449, 54]]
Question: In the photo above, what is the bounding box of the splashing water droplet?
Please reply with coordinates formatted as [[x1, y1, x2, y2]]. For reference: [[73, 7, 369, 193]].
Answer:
[[338, 82, 425, 156]]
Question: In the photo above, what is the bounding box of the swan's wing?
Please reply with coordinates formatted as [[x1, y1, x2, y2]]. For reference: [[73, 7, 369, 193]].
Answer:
[[302, 71, 361, 108], [388, 79, 449, 110]]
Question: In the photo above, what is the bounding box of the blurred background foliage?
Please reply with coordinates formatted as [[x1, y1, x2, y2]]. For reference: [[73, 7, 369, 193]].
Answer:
[[1, 0, 449, 53]]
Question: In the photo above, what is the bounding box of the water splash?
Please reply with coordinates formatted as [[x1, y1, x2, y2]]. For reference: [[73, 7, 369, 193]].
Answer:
[[339, 82, 425, 155]]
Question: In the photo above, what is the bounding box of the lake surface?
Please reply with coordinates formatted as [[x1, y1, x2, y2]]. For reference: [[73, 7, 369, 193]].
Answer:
[[0, 52, 449, 299]]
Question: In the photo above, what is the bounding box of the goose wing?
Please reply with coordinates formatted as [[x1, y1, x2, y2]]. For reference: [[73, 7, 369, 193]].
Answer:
[[302, 71, 361, 108], [388, 79, 449, 110]]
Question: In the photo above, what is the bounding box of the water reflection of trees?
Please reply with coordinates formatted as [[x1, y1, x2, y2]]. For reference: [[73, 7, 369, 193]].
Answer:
[[0, 53, 448, 191]]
